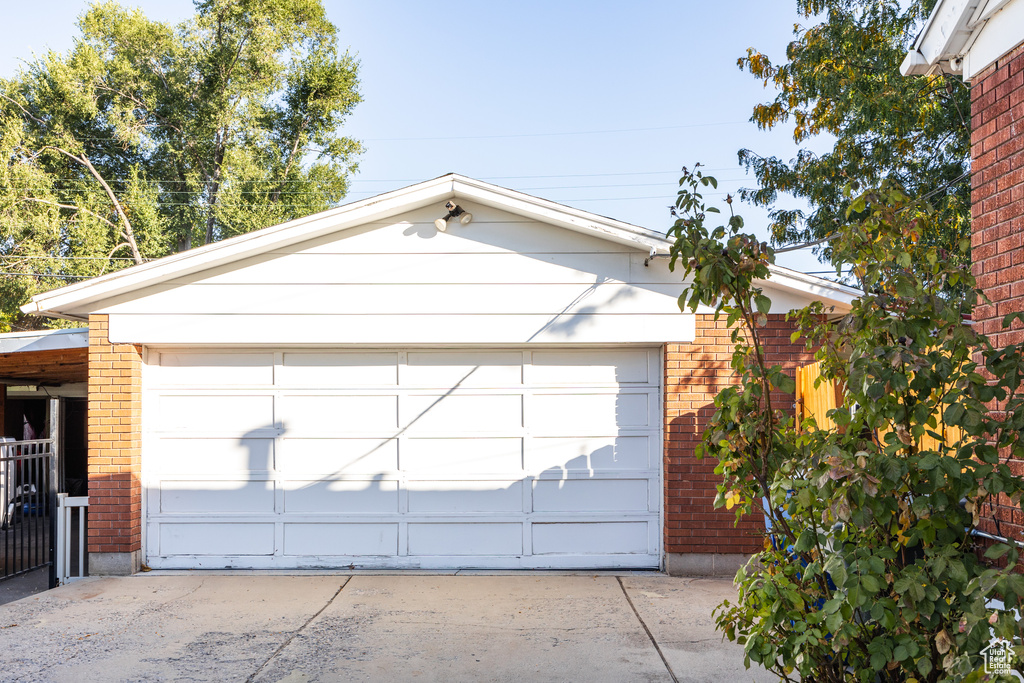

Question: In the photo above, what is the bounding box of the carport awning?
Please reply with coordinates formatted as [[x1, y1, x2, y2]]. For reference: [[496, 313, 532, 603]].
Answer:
[[0, 328, 89, 386], [0, 347, 88, 385]]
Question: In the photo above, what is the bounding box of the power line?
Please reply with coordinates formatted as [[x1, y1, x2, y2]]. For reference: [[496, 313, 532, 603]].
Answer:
[[0, 271, 93, 279], [7, 177, 754, 193], [34, 121, 748, 144], [773, 170, 972, 254], [11, 167, 744, 184], [362, 121, 748, 142], [0, 255, 138, 261]]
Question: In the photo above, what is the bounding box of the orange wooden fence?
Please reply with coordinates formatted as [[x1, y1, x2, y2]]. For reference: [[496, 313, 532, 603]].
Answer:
[[795, 360, 962, 450]]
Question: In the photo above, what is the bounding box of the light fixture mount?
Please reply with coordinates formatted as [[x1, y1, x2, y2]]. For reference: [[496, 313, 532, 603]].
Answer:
[[434, 201, 473, 231]]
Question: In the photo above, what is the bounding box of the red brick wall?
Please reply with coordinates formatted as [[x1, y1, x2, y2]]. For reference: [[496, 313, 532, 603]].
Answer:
[[971, 42, 1024, 349], [971, 42, 1024, 545], [87, 314, 142, 555], [665, 314, 813, 555]]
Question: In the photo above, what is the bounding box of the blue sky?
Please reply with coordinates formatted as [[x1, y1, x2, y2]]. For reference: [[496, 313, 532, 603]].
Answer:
[[0, 0, 832, 273]]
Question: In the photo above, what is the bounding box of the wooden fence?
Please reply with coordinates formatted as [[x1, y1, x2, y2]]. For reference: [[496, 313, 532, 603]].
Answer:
[[795, 360, 962, 450]]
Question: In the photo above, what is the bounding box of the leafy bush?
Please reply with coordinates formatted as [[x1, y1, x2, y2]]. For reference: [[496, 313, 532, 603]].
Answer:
[[668, 165, 1024, 682]]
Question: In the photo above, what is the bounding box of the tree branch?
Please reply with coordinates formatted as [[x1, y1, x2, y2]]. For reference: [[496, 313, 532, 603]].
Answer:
[[0, 91, 44, 125], [39, 146, 144, 265]]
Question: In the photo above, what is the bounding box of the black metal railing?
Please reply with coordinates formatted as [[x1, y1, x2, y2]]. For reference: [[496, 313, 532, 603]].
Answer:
[[0, 440, 57, 583]]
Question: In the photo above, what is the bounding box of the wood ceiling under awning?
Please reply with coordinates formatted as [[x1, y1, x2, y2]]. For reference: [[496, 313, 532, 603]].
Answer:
[[0, 348, 88, 385]]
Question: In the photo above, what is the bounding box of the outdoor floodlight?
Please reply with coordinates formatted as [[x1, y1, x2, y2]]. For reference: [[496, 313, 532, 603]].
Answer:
[[434, 201, 473, 231]]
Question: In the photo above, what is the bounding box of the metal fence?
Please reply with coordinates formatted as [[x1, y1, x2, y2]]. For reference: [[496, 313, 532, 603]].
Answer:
[[0, 440, 57, 583]]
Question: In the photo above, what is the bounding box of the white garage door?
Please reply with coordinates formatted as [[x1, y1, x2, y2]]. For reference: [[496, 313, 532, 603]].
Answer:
[[143, 348, 662, 569]]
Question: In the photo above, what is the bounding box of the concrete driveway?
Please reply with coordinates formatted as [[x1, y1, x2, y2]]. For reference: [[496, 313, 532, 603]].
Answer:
[[0, 573, 774, 683]]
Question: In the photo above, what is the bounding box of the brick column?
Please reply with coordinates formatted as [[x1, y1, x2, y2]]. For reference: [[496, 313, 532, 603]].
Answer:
[[87, 314, 142, 575], [664, 313, 812, 576], [970, 42, 1024, 545]]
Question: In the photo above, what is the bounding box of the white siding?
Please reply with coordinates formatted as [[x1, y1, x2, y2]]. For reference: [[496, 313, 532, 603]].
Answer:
[[99, 204, 696, 345]]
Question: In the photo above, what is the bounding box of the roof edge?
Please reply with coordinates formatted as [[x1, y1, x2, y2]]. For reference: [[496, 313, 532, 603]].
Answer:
[[22, 173, 862, 318]]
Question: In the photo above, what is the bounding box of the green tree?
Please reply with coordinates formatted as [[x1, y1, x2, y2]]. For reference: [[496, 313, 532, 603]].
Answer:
[[738, 0, 970, 268], [0, 0, 361, 330], [669, 166, 1024, 681]]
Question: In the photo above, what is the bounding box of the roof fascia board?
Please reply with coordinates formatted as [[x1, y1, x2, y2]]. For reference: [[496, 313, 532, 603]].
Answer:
[[901, 0, 989, 75], [451, 175, 671, 253], [24, 178, 455, 315], [765, 265, 860, 307]]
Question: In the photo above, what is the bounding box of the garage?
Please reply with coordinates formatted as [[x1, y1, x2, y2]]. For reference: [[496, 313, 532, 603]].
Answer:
[[20, 174, 858, 575], [144, 347, 662, 569]]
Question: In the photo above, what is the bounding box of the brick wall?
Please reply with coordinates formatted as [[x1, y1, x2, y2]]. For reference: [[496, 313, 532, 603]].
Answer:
[[87, 314, 142, 557], [971, 41, 1024, 546], [971, 42, 1024, 349], [665, 314, 814, 556]]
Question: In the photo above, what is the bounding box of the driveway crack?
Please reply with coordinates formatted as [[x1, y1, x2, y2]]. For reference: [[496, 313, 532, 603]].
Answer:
[[245, 576, 351, 683], [616, 576, 678, 683]]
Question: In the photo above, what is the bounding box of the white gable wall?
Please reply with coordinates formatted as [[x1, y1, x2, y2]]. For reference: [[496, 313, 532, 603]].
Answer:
[[93, 203, 702, 346]]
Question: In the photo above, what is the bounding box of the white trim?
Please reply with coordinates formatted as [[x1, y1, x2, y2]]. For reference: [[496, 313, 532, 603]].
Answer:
[[962, 0, 1024, 78], [22, 174, 860, 318], [901, 0, 1024, 79], [900, 0, 983, 75]]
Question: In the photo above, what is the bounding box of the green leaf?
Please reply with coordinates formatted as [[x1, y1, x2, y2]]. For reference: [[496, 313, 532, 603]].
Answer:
[[985, 543, 1012, 560], [754, 294, 771, 315], [825, 611, 843, 633]]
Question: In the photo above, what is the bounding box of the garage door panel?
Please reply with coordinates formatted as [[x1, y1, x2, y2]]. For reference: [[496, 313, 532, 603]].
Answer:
[[408, 523, 523, 556], [283, 480, 399, 513], [157, 395, 274, 433], [402, 438, 522, 473], [278, 438, 398, 474], [407, 480, 523, 513], [525, 436, 650, 471], [404, 394, 522, 432], [283, 523, 398, 556], [280, 395, 398, 432], [531, 349, 649, 384], [532, 522, 649, 555], [532, 479, 649, 512], [404, 351, 523, 386], [279, 352, 398, 386], [531, 393, 651, 432], [159, 523, 276, 556], [160, 480, 276, 513], [153, 438, 274, 475], [151, 352, 275, 386]]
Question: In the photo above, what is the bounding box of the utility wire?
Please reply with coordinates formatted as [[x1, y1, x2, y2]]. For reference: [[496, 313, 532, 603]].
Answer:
[[33, 121, 748, 144], [0, 255, 138, 261], [0, 271, 94, 279], [773, 170, 971, 254], [4, 178, 754, 193], [12, 167, 744, 184]]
